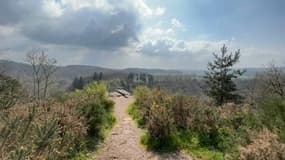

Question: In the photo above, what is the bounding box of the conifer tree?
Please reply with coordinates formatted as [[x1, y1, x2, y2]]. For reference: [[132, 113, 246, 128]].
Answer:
[[99, 72, 103, 81], [204, 44, 245, 105], [93, 72, 98, 81]]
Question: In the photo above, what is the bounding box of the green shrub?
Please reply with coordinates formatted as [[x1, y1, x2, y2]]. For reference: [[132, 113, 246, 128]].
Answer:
[[172, 94, 199, 129], [216, 127, 235, 152], [192, 105, 220, 147], [141, 132, 179, 152], [147, 102, 175, 139], [81, 101, 115, 137], [132, 86, 285, 160], [258, 96, 285, 141], [134, 86, 152, 126], [0, 75, 23, 110], [0, 81, 115, 159], [128, 103, 144, 127]]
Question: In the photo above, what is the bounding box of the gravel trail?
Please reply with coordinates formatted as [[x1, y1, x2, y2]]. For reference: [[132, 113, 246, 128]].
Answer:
[[94, 96, 192, 160]]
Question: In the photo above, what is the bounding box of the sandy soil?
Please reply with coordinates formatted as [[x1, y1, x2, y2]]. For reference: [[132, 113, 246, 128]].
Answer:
[[94, 96, 192, 160]]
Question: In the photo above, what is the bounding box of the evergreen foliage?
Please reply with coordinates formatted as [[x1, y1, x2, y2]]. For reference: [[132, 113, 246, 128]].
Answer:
[[204, 44, 245, 105]]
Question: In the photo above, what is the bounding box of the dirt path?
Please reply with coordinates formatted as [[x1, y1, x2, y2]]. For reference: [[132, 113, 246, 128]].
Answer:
[[94, 96, 192, 160]]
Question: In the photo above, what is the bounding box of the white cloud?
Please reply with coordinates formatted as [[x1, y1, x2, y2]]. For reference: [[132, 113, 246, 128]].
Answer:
[[154, 7, 166, 16], [171, 18, 186, 32], [60, 0, 113, 11], [171, 18, 182, 28], [43, 0, 63, 17], [133, 0, 165, 17]]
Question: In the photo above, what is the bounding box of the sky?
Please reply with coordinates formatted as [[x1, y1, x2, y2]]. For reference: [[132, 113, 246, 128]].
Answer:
[[0, 0, 284, 69]]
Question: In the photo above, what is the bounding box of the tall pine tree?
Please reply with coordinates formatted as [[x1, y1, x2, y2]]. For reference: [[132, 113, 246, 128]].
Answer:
[[204, 44, 245, 105]]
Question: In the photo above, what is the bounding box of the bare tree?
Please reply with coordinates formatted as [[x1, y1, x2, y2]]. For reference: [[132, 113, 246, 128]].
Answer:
[[263, 63, 285, 97], [26, 49, 57, 100], [26, 49, 45, 100], [42, 55, 58, 99]]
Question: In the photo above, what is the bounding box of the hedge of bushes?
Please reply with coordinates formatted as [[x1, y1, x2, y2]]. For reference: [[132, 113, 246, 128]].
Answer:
[[129, 86, 285, 160], [0, 77, 115, 160]]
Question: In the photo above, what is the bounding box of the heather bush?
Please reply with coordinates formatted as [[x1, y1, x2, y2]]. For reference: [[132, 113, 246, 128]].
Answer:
[[239, 129, 285, 160]]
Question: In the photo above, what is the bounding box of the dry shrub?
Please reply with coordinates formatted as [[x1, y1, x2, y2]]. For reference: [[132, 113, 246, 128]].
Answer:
[[192, 104, 221, 145], [219, 103, 250, 120], [239, 129, 285, 160], [0, 77, 113, 159], [148, 102, 174, 139], [147, 89, 174, 139], [0, 101, 87, 159], [172, 94, 199, 129]]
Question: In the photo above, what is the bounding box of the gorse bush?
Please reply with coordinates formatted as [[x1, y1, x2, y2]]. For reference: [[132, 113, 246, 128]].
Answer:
[[0, 75, 24, 110], [0, 80, 114, 159], [131, 86, 285, 159], [133, 87, 177, 151], [148, 101, 174, 139], [172, 94, 199, 129], [134, 86, 152, 126], [192, 105, 220, 147], [147, 89, 174, 139], [0, 101, 87, 159], [69, 82, 115, 138]]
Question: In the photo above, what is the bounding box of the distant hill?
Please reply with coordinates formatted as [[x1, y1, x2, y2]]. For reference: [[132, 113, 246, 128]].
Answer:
[[125, 68, 182, 75], [1, 60, 283, 91], [180, 67, 285, 78], [0, 60, 181, 91]]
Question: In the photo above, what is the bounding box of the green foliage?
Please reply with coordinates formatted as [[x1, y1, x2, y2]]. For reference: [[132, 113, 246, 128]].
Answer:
[[172, 94, 199, 129], [0, 75, 23, 110], [132, 86, 226, 158], [216, 127, 235, 152], [72, 76, 84, 90], [258, 96, 285, 141], [132, 82, 285, 160], [132, 86, 279, 159], [192, 105, 220, 147], [0, 80, 115, 159], [147, 101, 174, 139], [133, 86, 152, 126], [70, 81, 116, 139], [80, 99, 115, 137], [141, 132, 179, 152], [127, 73, 154, 91], [204, 44, 245, 105], [128, 103, 144, 127]]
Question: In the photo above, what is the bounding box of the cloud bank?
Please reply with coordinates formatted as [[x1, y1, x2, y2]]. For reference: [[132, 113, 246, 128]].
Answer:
[[0, 0, 284, 69]]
